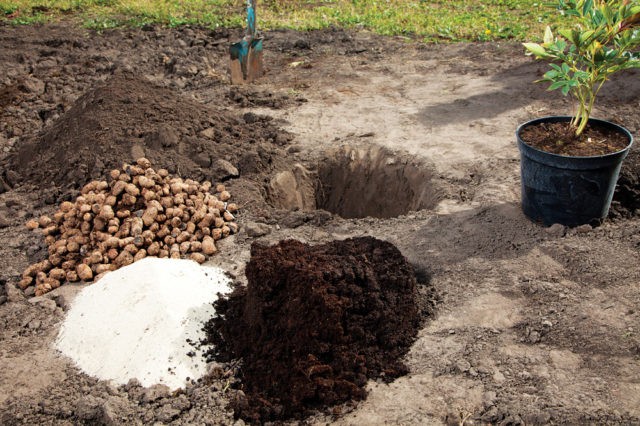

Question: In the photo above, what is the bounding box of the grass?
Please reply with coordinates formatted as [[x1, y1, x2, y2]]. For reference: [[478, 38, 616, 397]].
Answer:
[[0, 0, 565, 42]]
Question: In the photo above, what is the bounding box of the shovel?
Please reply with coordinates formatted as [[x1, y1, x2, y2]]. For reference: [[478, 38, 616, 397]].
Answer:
[[229, 0, 263, 84]]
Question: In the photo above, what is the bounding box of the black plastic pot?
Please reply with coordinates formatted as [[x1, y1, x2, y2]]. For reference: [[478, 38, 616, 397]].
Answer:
[[517, 116, 633, 227]]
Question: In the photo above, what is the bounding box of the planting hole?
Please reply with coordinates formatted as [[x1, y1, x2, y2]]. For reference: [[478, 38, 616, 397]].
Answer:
[[266, 145, 442, 219], [317, 145, 441, 219]]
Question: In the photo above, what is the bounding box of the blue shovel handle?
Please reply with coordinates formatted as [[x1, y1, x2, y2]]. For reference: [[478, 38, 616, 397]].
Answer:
[[246, 0, 256, 39]]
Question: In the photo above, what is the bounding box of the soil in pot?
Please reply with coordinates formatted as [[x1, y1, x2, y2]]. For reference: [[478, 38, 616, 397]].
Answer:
[[203, 236, 425, 424], [519, 120, 629, 156]]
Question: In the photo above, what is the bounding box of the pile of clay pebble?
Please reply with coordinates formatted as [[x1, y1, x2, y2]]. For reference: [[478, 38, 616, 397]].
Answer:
[[20, 158, 238, 296]]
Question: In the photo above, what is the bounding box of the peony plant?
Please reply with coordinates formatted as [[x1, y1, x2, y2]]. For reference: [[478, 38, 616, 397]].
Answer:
[[524, 0, 640, 136]]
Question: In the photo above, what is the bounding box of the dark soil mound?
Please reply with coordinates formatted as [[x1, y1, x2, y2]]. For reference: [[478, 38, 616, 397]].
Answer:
[[611, 148, 640, 219], [205, 236, 422, 423], [4, 71, 290, 190]]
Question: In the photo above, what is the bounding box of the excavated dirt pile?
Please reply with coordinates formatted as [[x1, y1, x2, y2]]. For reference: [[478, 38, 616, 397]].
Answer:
[[3, 70, 290, 191], [205, 236, 423, 423]]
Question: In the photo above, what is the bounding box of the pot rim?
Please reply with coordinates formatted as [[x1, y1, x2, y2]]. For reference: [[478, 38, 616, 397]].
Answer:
[[516, 115, 634, 160]]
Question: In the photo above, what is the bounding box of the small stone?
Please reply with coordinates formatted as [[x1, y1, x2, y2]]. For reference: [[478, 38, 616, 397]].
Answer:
[[25, 219, 39, 230], [199, 127, 216, 139], [76, 264, 93, 281], [5, 283, 25, 302], [201, 236, 217, 255], [211, 159, 239, 181], [189, 252, 207, 264], [244, 222, 271, 238], [542, 320, 553, 327]]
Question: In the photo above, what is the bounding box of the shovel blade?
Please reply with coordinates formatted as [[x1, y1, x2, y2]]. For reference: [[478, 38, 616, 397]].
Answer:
[[229, 38, 263, 84]]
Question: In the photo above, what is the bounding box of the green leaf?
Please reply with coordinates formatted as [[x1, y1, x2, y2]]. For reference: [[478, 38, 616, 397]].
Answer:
[[571, 29, 581, 47], [549, 80, 566, 91], [605, 48, 618, 59], [523, 42, 548, 57], [580, 30, 595, 44], [582, 0, 593, 16], [561, 84, 571, 95], [558, 28, 573, 41], [556, 39, 567, 52]]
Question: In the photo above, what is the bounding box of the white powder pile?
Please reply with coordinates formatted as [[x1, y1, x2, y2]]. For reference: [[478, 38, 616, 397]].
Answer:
[[55, 257, 231, 390]]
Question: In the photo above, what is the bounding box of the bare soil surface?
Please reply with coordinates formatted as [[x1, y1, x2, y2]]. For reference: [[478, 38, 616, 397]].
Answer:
[[1, 22, 640, 425]]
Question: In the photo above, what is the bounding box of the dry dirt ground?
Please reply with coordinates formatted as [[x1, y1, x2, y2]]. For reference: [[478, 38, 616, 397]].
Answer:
[[1, 23, 640, 425]]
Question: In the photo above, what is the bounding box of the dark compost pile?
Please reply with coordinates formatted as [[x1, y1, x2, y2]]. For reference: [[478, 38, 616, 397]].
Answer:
[[205, 236, 423, 423]]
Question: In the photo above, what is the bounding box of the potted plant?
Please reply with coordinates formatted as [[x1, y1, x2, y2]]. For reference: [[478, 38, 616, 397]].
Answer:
[[519, 0, 640, 227]]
